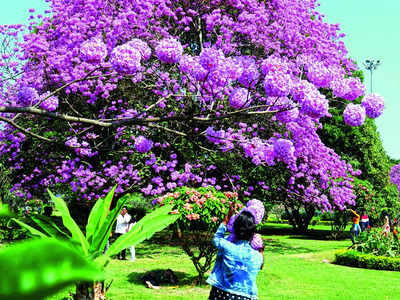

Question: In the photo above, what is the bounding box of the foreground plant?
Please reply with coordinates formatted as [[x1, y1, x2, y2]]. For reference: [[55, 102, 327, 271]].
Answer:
[[8, 187, 179, 299], [0, 238, 103, 300]]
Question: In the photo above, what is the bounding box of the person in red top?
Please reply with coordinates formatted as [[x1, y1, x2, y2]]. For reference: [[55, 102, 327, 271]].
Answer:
[[349, 209, 361, 244], [360, 211, 369, 232]]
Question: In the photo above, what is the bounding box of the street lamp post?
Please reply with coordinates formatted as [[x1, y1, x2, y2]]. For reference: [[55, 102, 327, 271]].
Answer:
[[363, 59, 381, 93]]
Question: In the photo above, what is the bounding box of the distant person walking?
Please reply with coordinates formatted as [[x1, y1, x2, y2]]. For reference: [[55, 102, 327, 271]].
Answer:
[[349, 209, 361, 244], [360, 211, 369, 232], [115, 206, 131, 260]]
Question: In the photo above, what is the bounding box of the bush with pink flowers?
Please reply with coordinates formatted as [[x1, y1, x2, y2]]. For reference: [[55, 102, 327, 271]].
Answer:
[[153, 186, 242, 283]]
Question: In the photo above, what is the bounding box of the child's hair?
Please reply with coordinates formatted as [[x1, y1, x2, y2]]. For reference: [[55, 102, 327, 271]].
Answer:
[[234, 211, 257, 241]]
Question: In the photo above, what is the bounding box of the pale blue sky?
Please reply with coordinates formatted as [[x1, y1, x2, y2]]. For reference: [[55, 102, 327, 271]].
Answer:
[[318, 1, 400, 159], [1, 0, 400, 158]]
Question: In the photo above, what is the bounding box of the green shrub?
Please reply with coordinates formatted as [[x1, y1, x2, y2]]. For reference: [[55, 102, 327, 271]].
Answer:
[[310, 215, 320, 226], [153, 186, 242, 284], [355, 228, 400, 257], [335, 249, 400, 271]]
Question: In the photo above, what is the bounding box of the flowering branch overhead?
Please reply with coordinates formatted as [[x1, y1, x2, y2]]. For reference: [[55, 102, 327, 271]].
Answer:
[[0, 0, 383, 210]]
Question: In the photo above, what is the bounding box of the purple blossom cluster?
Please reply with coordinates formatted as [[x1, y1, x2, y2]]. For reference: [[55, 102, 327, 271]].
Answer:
[[110, 43, 141, 74], [268, 97, 299, 123], [155, 38, 183, 64], [246, 199, 265, 224], [306, 62, 334, 88], [237, 57, 260, 88], [276, 106, 299, 123], [127, 39, 152, 61], [227, 199, 265, 250], [331, 77, 365, 101], [361, 93, 385, 119], [199, 48, 224, 71], [39, 92, 59, 111], [80, 37, 107, 64], [263, 73, 292, 98], [65, 137, 96, 158], [229, 87, 250, 109], [17, 87, 38, 106], [291, 80, 329, 119], [273, 139, 295, 164], [261, 56, 290, 75], [285, 117, 358, 211], [343, 103, 366, 127], [250, 234, 264, 250], [390, 164, 400, 187], [134, 136, 153, 153]]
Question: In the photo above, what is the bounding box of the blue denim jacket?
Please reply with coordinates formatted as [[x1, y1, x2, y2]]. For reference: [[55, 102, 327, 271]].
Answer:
[[207, 223, 263, 300]]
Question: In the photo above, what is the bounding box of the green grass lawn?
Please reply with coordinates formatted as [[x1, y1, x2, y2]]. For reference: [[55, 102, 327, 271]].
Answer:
[[48, 224, 400, 300]]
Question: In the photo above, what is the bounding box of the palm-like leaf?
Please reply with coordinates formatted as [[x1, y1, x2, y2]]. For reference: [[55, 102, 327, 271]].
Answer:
[[47, 190, 89, 256], [86, 185, 116, 244], [11, 218, 48, 238], [106, 204, 179, 257], [89, 194, 128, 257], [0, 238, 103, 300], [30, 214, 70, 240]]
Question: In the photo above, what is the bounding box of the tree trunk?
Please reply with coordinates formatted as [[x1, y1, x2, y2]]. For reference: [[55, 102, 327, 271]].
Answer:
[[93, 281, 106, 300], [74, 282, 91, 300], [73, 281, 106, 300], [285, 205, 315, 233]]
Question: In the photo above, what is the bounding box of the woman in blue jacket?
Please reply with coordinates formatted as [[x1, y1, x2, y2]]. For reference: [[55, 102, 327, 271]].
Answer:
[[207, 206, 264, 300]]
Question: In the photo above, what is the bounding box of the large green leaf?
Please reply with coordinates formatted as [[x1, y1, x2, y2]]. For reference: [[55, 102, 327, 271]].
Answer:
[[0, 202, 11, 217], [0, 238, 103, 300], [11, 218, 48, 238], [86, 186, 116, 245], [106, 204, 179, 257], [30, 214, 70, 240], [47, 190, 89, 256], [89, 195, 128, 257]]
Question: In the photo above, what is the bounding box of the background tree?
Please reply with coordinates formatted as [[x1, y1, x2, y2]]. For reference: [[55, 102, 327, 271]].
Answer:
[[318, 76, 399, 223]]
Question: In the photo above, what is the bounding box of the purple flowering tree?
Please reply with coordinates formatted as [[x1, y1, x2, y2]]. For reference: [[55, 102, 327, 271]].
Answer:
[[0, 0, 386, 219], [390, 164, 400, 197]]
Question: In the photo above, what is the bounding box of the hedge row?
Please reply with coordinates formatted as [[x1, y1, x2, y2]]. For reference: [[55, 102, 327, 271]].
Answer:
[[335, 249, 400, 271]]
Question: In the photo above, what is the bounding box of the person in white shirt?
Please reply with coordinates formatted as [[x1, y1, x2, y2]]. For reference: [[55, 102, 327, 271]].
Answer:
[[115, 206, 131, 260]]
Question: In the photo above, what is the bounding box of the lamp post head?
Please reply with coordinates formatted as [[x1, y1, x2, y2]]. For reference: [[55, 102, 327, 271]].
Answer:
[[363, 59, 382, 70]]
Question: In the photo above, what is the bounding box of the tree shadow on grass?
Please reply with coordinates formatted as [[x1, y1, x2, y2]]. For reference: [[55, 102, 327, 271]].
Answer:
[[288, 234, 330, 241], [136, 241, 184, 258], [263, 238, 315, 255], [127, 270, 199, 287], [259, 224, 338, 240]]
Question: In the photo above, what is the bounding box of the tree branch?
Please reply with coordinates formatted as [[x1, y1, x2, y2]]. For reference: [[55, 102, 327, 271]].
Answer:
[[0, 116, 54, 143], [0, 103, 293, 132]]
